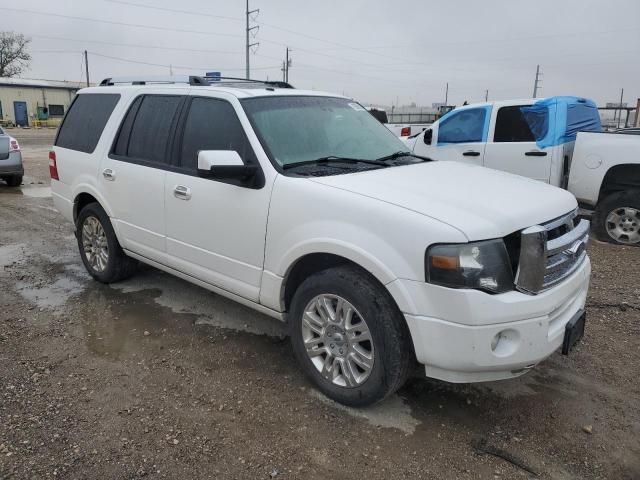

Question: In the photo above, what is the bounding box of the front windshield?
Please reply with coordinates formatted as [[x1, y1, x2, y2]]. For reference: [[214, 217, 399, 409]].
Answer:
[[241, 96, 409, 168]]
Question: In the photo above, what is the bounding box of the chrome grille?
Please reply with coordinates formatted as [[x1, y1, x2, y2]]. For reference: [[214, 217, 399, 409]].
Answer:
[[515, 209, 589, 294]]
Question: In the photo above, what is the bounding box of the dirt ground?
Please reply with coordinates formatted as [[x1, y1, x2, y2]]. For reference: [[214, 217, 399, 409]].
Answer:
[[0, 129, 638, 480]]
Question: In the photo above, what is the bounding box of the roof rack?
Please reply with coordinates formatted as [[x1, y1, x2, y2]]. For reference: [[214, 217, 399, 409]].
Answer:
[[99, 75, 294, 89]]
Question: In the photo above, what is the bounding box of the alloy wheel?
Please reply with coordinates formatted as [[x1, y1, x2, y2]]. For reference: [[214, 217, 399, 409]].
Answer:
[[82, 216, 109, 272], [301, 294, 374, 388]]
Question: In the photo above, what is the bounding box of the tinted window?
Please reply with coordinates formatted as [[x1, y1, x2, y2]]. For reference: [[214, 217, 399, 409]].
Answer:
[[180, 98, 256, 170], [55, 93, 120, 153], [438, 108, 487, 144], [126, 95, 183, 164], [494, 106, 536, 142]]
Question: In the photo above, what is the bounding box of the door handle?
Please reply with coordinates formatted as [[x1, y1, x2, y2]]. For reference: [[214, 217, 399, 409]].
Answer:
[[173, 185, 192, 200], [525, 150, 548, 157], [462, 150, 480, 157], [102, 168, 115, 181]]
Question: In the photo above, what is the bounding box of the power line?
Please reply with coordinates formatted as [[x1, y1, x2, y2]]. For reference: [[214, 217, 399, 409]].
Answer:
[[30, 34, 243, 55], [88, 51, 279, 72], [104, 0, 243, 22], [0, 7, 244, 39]]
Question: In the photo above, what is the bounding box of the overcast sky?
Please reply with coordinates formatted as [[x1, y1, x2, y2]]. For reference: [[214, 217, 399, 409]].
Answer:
[[3, 0, 639, 108]]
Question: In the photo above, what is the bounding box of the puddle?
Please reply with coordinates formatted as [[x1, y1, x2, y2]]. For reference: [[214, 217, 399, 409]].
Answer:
[[113, 268, 286, 338], [310, 390, 421, 435], [20, 186, 52, 198], [16, 275, 86, 309]]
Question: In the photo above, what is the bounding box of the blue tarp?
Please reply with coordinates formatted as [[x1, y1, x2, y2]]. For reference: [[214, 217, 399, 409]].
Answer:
[[521, 96, 602, 149]]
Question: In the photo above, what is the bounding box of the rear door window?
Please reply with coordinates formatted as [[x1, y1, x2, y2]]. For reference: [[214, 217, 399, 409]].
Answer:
[[123, 95, 183, 164], [179, 97, 256, 171], [437, 108, 487, 144], [55, 93, 120, 153], [494, 106, 536, 142]]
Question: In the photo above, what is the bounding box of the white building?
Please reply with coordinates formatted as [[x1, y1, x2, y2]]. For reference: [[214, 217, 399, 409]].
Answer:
[[0, 78, 85, 127]]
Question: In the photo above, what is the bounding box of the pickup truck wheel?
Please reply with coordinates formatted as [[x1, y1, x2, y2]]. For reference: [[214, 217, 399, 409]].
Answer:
[[594, 190, 640, 245], [289, 266, 413, 407], [76, 203, 138, 282]]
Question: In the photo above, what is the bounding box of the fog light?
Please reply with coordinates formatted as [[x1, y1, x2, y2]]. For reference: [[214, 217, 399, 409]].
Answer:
[[490, 329, 520, 357]]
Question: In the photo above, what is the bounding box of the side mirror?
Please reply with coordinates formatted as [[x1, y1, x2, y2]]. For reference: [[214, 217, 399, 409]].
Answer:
[[423, 129, 433, 145], [197, 150, 258, 183]]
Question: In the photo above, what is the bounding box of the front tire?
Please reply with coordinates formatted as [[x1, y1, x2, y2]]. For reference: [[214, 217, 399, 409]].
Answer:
[[594, 190, 640, 245], [289, 265, 413, 407], [76, 202, 137, 282]]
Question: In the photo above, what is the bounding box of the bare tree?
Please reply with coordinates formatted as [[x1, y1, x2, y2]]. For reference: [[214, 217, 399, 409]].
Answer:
[[0, 32, 31, 78]]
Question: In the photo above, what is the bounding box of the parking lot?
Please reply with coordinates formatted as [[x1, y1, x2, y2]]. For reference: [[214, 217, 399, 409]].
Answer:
[[0, 129, 639, 479]]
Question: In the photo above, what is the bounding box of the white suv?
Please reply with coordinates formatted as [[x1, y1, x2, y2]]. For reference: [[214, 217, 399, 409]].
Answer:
[[51, 76, 591, 406]]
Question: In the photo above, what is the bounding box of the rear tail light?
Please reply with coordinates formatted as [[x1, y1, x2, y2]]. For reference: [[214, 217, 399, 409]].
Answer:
[[9, 138, 20, 152], [400, 126, 411, 137], [49, 151, 59, 180]]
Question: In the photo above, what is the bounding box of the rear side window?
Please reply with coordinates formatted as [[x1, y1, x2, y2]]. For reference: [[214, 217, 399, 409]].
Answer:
[[494, 106, 536, 142], [179, 97, 256, 170], [126, 96, 182, 164], [438, 108, 487, 144], [55, 93, 120, 153]]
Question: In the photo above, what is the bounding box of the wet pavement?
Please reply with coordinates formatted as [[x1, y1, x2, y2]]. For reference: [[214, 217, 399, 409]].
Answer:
[[0, 130, 639, 479]]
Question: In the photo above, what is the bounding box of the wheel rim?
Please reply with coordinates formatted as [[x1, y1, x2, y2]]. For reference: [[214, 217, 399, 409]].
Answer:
[[605, 207, 640, 244], [301, 294, 374, 388], [81, 216, 109, 272]]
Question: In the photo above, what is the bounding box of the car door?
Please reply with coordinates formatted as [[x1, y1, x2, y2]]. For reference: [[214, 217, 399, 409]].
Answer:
[[100, 91, 187, 264], [412, 106, 491, 166], [483, 105, 555, 183], [164, 96, 273, 302]]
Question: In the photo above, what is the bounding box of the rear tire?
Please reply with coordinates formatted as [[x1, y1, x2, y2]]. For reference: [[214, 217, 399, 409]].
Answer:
[[5, 175, 22, 187], [594, 190, 640, 245], [289, 265, 413, 407], [76, 202, 138, 283]]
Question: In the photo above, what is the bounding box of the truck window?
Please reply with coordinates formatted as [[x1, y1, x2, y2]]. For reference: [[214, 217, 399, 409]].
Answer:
[[55, 93, 120, 153], [494, 106, 536, 142], [179, 97, 257, 170], [438, 108, 487, 144], [113, 95, 183, 165]]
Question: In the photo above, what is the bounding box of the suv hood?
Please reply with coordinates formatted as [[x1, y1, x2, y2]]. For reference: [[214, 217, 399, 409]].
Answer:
[[311, 161, 577, 240]]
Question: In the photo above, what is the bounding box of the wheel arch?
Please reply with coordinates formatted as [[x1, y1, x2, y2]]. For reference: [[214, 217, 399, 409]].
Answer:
[[598, 163, 640, 203], [280, 250, 413, 322]]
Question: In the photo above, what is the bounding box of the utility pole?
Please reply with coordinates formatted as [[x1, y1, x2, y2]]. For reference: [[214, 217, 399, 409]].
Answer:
[[285, 47, 291, 83], [616, 87, 624, 129], [84, 50, 90, 88], [444, 82, 448, 106], [484, 89, 488, 102], [245, 0, 259, 79], [532, 64, 542, 98], [281, 47, 292, 82]]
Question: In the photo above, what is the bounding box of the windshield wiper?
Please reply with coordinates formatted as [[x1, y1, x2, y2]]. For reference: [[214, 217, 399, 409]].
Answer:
[[376, 151, 430, 162], [283, 156, 389, 170]]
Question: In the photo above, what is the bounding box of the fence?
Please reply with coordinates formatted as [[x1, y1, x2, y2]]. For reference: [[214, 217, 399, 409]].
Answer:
[[387, 112, 437, 124]]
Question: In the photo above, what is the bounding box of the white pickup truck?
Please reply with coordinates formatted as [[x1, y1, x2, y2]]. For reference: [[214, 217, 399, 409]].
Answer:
[[405, 96, 640, 245], [367, 107, 431, 138]]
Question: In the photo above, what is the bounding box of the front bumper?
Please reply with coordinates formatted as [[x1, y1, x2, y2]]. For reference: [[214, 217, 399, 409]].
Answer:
[[0, 151, 24, 176], [397, 256, 591, 383]]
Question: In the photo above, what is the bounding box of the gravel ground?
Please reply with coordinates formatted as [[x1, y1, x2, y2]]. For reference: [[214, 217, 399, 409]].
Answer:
[[0, 129, 639, 480]]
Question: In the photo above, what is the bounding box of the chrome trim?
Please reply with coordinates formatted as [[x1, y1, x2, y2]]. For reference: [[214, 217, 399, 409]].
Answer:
[[515, 210, 589, 295]]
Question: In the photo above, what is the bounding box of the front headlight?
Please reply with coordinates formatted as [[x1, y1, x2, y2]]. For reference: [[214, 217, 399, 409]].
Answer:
[[426, 239, 514, 294]]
